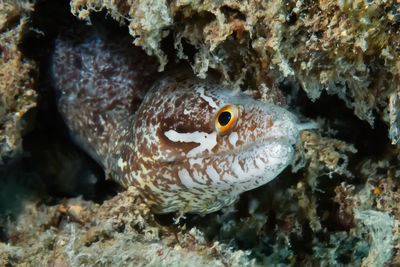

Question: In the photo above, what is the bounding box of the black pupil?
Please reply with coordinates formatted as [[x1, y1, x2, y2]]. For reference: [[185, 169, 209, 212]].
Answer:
[[218, 111, 231, 126]]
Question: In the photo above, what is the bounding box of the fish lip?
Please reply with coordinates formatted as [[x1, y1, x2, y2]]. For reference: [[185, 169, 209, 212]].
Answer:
[[242, 137, 296, 153], [207, 137, 296, 159]]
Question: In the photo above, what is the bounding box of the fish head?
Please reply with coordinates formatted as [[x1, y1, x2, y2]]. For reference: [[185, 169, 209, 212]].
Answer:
[[132, 73, 315, 213]]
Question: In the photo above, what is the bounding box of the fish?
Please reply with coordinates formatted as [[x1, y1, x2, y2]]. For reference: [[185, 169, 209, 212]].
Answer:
[[51, 28, 316, 214]]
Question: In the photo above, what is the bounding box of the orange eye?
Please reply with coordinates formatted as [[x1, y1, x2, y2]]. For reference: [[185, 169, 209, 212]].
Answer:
[[215, 105, 240, 135]]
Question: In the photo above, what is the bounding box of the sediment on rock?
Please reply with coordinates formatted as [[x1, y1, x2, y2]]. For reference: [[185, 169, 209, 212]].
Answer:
[[0, 0, 37, 164], [1, 0, 400, 266]]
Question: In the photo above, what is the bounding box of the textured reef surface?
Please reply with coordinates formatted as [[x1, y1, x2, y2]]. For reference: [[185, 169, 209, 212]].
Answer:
[[0, 1, 37, 164], [1, 0, 400, 266]]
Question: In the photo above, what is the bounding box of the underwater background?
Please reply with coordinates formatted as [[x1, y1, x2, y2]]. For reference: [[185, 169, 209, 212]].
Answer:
[[1, 0, 400, 265]]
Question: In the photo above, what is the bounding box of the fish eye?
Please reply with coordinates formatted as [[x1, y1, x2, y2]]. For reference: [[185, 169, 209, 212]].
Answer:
[[215, 105, 240, 135]]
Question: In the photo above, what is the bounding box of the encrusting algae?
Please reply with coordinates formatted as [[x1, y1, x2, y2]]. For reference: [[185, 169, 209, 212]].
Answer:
[[2, 0, 400, 266]]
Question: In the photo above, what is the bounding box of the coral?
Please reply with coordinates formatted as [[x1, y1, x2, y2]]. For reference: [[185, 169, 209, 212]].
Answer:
[[0, 187, 255, 266], [357, 155, 400, 264], [293, 130, 357, 177], [355, 210, 395, 267], [2, 0, 400, 265], [70, 0, 172, 71], [0, 0, 37, 163]]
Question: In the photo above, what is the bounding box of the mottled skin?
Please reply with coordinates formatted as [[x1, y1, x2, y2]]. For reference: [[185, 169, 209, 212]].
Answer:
[[52, 29, 314, 214]]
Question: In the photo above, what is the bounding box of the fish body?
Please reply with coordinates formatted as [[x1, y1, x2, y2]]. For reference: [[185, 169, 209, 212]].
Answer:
[[52, 29, 314, 213]]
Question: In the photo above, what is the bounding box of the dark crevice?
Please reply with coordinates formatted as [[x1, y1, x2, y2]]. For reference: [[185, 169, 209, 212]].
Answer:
[[0, 0, 123, 222], [0, 0, 394, 265], [281, 80, 390, 161], [220, 6, 246, 21]]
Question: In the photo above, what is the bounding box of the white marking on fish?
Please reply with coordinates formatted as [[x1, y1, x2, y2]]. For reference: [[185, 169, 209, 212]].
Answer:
[[228, 132, 238, 147], [168, 184, 181, 191], [223, 173, 236, 183], [206, 165, 221, 183], [255, 158, 264, 169], [192, 169, 207, 184], [232, 157, 245, 177], [189, 158, 203, 168], [178, 168, 197, 188], [164, 130, 217, 157], [183, 108, 193, 116], [197, 87, 218, 109], [117, 158, 127, 169]]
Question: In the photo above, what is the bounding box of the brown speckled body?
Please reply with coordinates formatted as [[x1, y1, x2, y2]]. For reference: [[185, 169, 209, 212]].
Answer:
[[52, 30, 157, 167], [52, 28, 314, 214]]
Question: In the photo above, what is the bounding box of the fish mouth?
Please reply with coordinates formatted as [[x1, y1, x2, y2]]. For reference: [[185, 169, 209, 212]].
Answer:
[[213, 136, 297, 159], [243, 137, 295, 153]]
